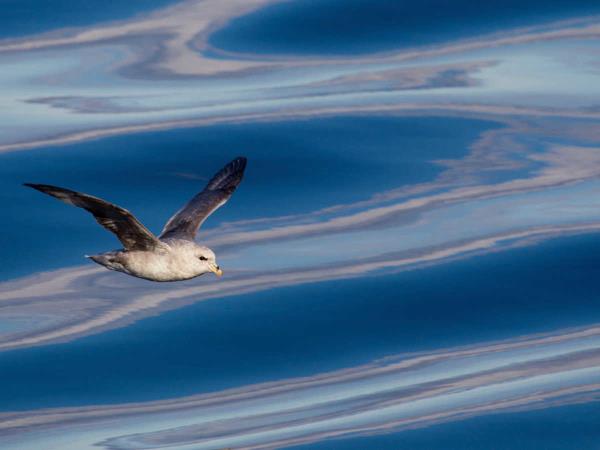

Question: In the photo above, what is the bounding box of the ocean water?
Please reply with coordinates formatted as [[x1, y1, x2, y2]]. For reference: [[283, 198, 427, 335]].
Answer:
[[0, 0, 179, 39], [0, 115, 492, 280], [3, 233, 600, 411], [288, 400, 600, 450], [209, 0, 600, 55], [1, 1, 600, 449]]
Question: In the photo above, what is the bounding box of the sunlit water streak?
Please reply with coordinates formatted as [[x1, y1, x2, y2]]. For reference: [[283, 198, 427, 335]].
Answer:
[[2, 323, 600, 449], [0, 1, 598, 151], [1, 0, 600, 449]]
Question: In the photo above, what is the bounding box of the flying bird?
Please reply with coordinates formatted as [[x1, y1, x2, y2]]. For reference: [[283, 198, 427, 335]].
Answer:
[[25, 156, 247, 282]]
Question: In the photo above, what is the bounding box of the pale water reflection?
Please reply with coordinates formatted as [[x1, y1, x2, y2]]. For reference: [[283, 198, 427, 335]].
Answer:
[[1, 0, 600, 449]]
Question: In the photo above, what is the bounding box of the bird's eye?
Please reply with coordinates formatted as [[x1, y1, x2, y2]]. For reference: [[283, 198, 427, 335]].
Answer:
[[199, 256, 207, 261]]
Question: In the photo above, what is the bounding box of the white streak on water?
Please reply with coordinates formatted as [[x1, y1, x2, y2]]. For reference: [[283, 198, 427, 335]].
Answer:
[[2, 324, 600, 449], [1, 3, 600, 448], [0, 1, 597, 151], [2, 136, 600, 350]]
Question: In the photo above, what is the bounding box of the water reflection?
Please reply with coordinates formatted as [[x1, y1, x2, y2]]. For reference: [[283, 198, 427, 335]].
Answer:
[[0, 2, 598, 150], [3, 321, 600, 449], [1, 0, 600, 449]]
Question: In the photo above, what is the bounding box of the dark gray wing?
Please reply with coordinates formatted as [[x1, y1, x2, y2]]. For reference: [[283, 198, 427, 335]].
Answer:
[[24, 183, 162, 251], [159, 156, 247, 241]]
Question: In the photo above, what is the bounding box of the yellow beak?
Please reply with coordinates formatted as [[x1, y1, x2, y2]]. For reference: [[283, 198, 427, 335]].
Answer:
[[209, 263, 223, 277]]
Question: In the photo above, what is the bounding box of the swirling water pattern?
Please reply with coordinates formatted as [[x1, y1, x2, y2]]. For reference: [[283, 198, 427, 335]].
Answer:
[[1, 1, 600, 449]]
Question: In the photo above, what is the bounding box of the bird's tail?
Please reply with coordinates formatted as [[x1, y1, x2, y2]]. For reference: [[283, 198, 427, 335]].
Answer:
[[85, 253, 123, 272]]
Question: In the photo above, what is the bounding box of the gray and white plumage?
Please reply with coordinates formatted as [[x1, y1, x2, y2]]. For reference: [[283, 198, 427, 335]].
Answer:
[[24, 156, 247, 282]]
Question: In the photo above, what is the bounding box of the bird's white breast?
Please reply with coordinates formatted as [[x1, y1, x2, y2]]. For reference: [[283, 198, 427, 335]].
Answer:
[[122, 245, 205, 282]]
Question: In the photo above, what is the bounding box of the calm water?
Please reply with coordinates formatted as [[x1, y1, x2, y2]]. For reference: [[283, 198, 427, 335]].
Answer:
[[3, 233, 600, 411], [210, 0, 600, 55], [0, 0, 179, 39], [288, 400, 600, 450], [1, 1, 600, 449], [0, 116, 491, 280]]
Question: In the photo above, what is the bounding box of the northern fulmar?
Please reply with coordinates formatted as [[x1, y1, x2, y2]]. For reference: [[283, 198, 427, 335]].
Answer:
[[25, 156, 247, 282]]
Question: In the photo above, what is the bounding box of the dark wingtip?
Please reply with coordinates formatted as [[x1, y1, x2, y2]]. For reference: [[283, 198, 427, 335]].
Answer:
[[206, 157, 248, 191], [233, 156, 247, 168], [232, 156, 247, 175], [228, 156, 247, 180], [23, 183, 52, 193], [24, 182, 43, 191], [23, 183, 79, 202]]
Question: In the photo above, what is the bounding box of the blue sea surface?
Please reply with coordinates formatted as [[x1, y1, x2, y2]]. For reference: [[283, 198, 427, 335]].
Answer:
[[0, 116, 493, 280], [210, 0, 600, 55], [0, 0, 178, 39], [287, 400, 600, 450], [1, 0, 600, 448], [2, 232, 600, 411]]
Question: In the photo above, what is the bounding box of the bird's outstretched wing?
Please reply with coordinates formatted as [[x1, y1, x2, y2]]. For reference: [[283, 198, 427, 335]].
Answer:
[[160, 156, 247, 241], [24, 183, 162, 251]]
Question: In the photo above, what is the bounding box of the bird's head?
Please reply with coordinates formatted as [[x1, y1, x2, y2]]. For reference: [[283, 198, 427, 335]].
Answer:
[[194, 246, 222, 277]]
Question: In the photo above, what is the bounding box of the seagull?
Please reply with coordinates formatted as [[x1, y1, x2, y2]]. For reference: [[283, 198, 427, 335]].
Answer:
[[25, 156, 247, 282]]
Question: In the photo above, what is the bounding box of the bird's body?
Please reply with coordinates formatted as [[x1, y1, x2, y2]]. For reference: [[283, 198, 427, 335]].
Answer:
[[25, 157, 247, 282], [88, 240, 216, 282]]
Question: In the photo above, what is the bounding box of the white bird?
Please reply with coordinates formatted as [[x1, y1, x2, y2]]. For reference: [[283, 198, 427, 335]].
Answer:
[[25, 157, 247, 282]]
